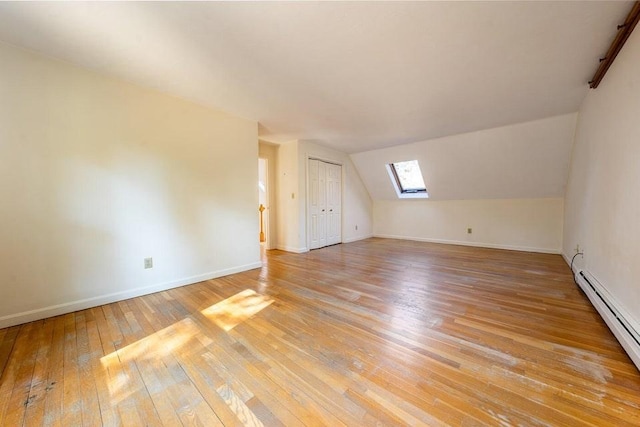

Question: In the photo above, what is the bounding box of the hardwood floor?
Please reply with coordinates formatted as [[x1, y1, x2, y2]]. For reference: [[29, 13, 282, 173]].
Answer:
[[1, 238, 639, 426]]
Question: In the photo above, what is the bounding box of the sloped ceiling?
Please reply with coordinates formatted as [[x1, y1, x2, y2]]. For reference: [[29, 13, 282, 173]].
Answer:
[[350, 114, 578, 201], [0, 2, 631, 153]]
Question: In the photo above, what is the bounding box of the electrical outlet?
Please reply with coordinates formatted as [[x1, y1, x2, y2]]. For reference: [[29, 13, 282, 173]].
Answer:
[[355, 225, 358, 231], [144, 257, 153, 269], [575, 244, 581, 254], [467, 228, 472, 234]]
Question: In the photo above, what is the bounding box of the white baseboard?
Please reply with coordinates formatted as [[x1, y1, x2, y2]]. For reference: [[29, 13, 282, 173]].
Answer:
[[276, 245, 309, 253], [574, 269, 640, 371], [373, 234, 561, 254], [0, 261, 263, 329], [342, 234, 373, 244]]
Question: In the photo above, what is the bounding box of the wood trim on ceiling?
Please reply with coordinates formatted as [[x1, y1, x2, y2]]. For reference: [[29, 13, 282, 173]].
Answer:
[[589, 1, 640, 89]]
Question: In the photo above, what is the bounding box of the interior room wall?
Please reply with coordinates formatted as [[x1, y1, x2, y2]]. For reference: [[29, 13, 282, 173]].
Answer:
[[259, 141, 278, 250], [563, 28, 640, 329], [298, 141, 373, 247], [275, 140, 373, 252], [375, 198, 564, 253], [0, 42, 260, 327], [275, 140, 302, 252], [350, 113, 576, 254]]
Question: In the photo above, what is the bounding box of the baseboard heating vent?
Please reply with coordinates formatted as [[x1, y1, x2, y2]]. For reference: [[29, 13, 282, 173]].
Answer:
[[576, 270, 640, 371]]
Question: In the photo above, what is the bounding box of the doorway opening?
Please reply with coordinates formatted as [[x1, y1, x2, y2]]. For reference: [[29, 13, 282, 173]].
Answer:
[[258, 158, 269, 250]]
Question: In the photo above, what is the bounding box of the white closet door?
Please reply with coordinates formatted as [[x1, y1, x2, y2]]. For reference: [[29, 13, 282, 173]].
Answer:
[[309, 159, 327, 250], [309, 159, 342, 249], [326, 163, 342, 246]]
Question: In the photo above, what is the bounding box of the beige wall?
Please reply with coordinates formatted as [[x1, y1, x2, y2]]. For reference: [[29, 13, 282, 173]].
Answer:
[[0, 42, 260, 327], [374, 198, 564, 253], [564, 27, 640, 329]]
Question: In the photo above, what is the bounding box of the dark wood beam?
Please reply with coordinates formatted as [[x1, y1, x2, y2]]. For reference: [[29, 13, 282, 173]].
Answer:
[[589, 1, 640, 89]]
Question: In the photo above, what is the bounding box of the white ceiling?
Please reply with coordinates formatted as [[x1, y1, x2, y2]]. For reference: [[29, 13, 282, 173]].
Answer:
[[0, 2, 630, 153]]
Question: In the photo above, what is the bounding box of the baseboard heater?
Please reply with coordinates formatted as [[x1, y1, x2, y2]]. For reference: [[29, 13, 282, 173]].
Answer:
[[575, 269, 640, 371]]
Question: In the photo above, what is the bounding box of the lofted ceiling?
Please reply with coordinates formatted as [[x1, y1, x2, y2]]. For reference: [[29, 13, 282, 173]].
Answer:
[[351, 113, 578, 201], [0, 1, 631, 153]]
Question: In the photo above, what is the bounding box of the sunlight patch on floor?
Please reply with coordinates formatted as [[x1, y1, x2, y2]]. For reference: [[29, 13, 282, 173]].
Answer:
[[101, 318, 200, 366], [100, 317, 202, 404], [201, 289, 274, 332], [98, 289, 272, 405]]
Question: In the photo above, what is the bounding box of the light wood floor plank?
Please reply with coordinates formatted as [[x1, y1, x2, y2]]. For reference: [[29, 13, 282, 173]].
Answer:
[[61, 314, 83, 426], [1, 322, 40, 426], [0, 238, 639, 426], [22, 317, 55, 426], [41, 315, 66, 427]]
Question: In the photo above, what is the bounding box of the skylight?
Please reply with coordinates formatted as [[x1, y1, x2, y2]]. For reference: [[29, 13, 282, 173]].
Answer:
[[387, 160, 429, 199]]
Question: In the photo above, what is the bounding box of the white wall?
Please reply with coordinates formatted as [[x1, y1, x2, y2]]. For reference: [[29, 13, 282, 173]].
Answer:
[[298, 141, 373, 246], [375, 198, 563, 253], [275, 140, 373, 252], [0, 42, 260, 327], [275, 141, 302, 252], [564, 27, 640, 329]]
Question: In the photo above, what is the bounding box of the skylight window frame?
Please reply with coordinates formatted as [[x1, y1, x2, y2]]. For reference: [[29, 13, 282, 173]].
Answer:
[[386, 160, 429, 199]]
